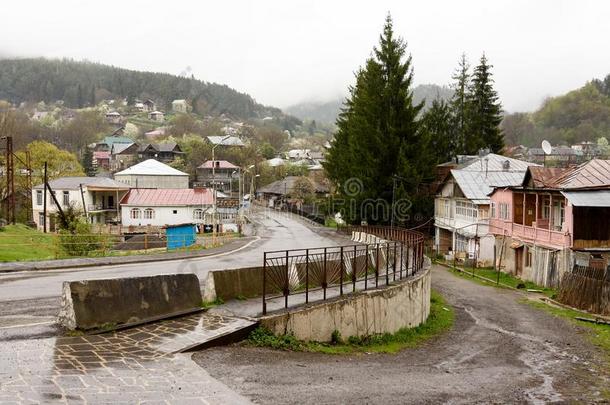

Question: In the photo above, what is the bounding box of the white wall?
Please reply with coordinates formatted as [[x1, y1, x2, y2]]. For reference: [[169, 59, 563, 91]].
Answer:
[[121, 204, 211, 227], [114, 174, 189, 189]]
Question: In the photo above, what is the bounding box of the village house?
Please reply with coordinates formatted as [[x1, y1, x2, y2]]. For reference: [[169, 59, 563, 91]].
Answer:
[[171, 99, 188, 113], [143, 99, 156, 112], [195, 160, 239, 193], [113, 159, 189, 189], [105, 111, 122, 124], [258, 176, 329, 209], [93, 151, 110, 171], [489, 159, 610, 287], [120, 188, 239, 232], [137, 142, 183, 162], [110, 142, 139, 171], [94, 136, 132, 152], [32, 177, 130, 231], [148, 110, 165, 122], [434, 153, 538, 266]]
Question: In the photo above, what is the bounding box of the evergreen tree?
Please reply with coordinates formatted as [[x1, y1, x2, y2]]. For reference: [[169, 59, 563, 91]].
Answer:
[[450, 53, 470, 154], [466, 54, 504, 153], [420, 98, 455, 164], [324, 15, 430, 224], [82, 147, 96, 177], [76, 84, 83, 108], [89, 86, 96, 106]]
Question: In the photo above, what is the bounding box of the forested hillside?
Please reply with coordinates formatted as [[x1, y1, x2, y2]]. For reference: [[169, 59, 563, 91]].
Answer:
[[502, 75, 610, 147], [0, 58, 296, 123], [286, 84, 453, 124]]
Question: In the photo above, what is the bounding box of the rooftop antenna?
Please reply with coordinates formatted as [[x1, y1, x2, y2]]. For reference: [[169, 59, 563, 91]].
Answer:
[[541, 140, 552, 167]]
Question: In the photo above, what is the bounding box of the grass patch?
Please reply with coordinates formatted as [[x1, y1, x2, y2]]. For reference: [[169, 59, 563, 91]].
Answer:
[[201, 297, 224, 309], [0, 224, 57, 262], [442, 261, 556, 298], [523, 299, 610, 362], [324, 217, 338, 229], [247, 290, 453, 354]]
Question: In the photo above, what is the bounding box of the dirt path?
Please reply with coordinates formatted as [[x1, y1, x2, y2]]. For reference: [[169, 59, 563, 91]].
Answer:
[[193, 265, 610, 404]]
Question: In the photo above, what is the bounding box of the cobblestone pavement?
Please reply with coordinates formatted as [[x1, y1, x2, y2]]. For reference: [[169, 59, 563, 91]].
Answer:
[[0, 313, 253, 404]]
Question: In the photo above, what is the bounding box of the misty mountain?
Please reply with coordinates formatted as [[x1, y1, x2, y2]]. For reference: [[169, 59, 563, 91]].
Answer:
[[0, 57, 301, 127], [286, 84, 453, 124], [501, 75, 610, 147]]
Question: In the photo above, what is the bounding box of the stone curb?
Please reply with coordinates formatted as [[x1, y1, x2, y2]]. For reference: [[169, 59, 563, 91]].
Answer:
[[0, 236, 258, 274]]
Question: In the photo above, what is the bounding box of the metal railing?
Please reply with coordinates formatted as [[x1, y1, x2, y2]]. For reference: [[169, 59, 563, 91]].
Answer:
[[261, 225, 426, 314]]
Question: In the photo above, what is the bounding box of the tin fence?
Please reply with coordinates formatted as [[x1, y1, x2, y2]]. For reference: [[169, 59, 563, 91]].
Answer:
[[262, 225, 426, 314]]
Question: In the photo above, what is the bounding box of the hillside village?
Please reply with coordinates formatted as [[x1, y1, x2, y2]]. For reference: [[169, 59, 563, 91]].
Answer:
[[1, 8, 610, 403]]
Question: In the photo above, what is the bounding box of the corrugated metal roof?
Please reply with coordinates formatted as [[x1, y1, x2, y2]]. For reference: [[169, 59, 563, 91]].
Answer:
[[258, 176, 329, 195], [551, 159, 610, 190], [526, 167, 569, 188], [198, 160, 239, 169], [460, 153, 539, 172], [561, 190, 610, 207], [120, 188, 214, 206], [34, 177, 130, 190], [114, 159, 189, 177], [451, 170, 526, 204]]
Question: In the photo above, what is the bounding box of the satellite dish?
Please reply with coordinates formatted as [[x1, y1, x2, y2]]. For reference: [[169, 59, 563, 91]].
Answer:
[[542, 140, 552, 155]]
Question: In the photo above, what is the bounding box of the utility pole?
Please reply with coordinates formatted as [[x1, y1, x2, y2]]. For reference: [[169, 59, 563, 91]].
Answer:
[[43, 162, 48, 233], [2, 136, 15, 224]]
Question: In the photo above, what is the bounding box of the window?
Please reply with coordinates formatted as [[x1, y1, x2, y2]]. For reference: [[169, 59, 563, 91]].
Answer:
[[172, 210, 178, 214], [455, 200, 478, 219], [455, 234, 469, 253], [130, 208, 141, 219], [499, 203, 509, 220], [193, 209, 203, 220], [36, 190, 43, 206], [62, 191, 70, 207], [542, 196, 550, 219], [144, 208, 155, 219], [490, 202, 496, 218], [38, 212, 44, 225]]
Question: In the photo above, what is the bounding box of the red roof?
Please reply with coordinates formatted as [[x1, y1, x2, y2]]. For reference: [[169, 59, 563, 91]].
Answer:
[[120, 188, 214, 206], [93, 151, 110, 160], [198, 160, 239, 169]]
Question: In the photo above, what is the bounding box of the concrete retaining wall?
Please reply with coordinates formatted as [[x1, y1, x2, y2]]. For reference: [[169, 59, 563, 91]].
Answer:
[[58, 274, 202, 330], [203, 266, 264, 302], [259, 260, 431, 342]]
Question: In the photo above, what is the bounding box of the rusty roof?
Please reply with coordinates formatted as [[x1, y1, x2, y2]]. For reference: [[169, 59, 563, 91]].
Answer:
[[551, 159, 610, 190], [120, 188, 214, 206], [525, 167, 570, 188]]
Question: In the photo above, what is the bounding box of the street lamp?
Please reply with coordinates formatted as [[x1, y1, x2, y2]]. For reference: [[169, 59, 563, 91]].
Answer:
[[212, 134, 231, 240]]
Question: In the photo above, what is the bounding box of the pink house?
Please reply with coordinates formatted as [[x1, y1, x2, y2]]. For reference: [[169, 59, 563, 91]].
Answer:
[[489, 160, 610, 287]]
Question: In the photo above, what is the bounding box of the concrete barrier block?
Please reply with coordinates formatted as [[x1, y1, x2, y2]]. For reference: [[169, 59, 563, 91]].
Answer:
[[58, 274, 202, 330]]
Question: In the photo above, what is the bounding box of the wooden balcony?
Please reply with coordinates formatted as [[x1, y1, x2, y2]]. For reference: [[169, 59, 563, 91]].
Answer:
[[490, 218, 571, 248]]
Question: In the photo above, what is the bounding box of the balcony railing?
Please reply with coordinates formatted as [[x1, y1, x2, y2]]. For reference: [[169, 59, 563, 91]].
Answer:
[[88, 204, 117, 212], [490, 218, 571, 248]]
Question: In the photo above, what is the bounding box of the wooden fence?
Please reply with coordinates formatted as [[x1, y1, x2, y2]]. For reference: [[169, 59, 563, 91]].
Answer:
[[558, 265, 610, 316]]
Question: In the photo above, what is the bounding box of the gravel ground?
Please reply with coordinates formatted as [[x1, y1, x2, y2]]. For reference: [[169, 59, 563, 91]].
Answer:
[[193, 265, 610, 404]]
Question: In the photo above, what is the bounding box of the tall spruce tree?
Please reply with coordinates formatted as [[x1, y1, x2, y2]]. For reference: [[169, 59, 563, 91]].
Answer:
[[450, 53, 470, 155], [466, 54, 504, 153], [420, 98, 455, 164], [324, 15, 430, 224]]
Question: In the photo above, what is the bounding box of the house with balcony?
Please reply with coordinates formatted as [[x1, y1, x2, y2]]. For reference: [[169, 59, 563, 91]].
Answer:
[[489, 159, 610, 287], [195, 160, 239, 193], [32, 177, 130, 231], [434, 153, 538, 265]]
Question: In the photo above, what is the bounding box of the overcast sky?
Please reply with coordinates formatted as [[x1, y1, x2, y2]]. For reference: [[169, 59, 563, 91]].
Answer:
[[2, 0, 609, 112]]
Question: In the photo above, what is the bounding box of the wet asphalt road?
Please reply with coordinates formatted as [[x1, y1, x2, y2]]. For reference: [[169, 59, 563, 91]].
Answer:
[[0, 209, 344, 339], [194, 265, 610, 404]]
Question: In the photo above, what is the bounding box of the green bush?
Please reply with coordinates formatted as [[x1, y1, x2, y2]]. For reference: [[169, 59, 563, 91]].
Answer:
[[57, 221, 109, 257]]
